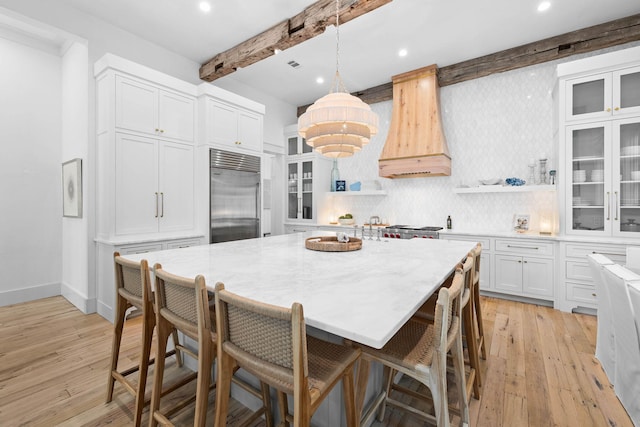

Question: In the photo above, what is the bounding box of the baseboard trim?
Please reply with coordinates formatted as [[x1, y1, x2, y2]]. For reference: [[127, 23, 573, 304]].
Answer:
[[60, 282, 97, 314], [0, 282, 60, 307], [97, 300, 113, 323]]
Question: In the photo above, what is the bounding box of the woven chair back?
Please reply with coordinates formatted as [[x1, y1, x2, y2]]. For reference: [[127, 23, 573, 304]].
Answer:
[[432, 268, 463, 352], [471, 243, 482, 286], [114, 253, 150, 307], [215, 283, 305, 394], [154, 266, 202, 339]]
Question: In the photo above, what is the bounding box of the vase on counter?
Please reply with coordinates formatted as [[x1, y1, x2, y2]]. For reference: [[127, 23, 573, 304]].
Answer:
[[330, 159, 340, 192]]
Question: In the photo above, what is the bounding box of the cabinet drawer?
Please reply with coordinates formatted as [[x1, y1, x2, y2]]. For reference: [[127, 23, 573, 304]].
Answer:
[[565, 260, 593, 282], [119, 243, 163, 255], [443, 235, 491, 251], [495, 239, 554, 256], [566, 282, 597, 307], [564, 243, 626, 263], [166, 238, 201, 249]]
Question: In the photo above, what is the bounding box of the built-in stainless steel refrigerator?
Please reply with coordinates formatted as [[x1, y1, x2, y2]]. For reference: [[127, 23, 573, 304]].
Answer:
[[210, 148, 260, 243]]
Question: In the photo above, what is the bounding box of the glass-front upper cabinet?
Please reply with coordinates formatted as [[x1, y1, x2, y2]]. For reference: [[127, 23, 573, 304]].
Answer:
[[567, 123, 610, 235], [566, 65, 640, 121], [614, 118, 640, 235], [287, 135, 312, 156], [287, 159, 313, 221]]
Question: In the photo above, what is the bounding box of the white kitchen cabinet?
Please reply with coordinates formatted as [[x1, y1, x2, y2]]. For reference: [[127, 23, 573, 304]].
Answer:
[[115, 75, 195, 142], [201, 97, 263, 153], [559, 46, 640, 238], [284, 224, 317, 234], [495, 254, 554, 298], [284, 124, 330, 223], [114, 134, 194, 236], [493, 238, 554, 300], [557, 241, 627, 312], [95, 55, 198, 242], [565, 65, 640, 122]]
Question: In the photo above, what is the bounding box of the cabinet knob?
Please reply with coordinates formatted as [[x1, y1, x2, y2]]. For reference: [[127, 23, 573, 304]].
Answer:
[[235, 141, 242, 145], [155, 128, 160, 132], [614, 107, 620, 111], [518, 260, 522, 263], [606, 107, 611, 112], [592, 293, 597, 297], [160, 129, 164, 133]]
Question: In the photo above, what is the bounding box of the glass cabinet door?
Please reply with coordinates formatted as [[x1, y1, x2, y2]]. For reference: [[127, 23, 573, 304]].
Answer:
[[615, 118, 640, 235], [614, 66, 640, 116], [287, 162, 299, 219], [301, 160, 313, 219], [567, 73, 611, 121], [567, 123, 610, 234]]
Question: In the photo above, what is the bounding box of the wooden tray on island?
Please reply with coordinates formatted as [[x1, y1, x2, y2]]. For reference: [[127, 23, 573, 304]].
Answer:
[[305, 236, 362, 252]]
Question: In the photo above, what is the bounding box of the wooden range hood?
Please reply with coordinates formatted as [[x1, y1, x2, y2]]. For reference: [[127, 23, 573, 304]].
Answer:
[[378, 65, 451, 178]]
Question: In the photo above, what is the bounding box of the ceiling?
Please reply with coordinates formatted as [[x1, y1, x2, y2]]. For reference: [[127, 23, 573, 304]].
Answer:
[[56, 0, 639, 107]]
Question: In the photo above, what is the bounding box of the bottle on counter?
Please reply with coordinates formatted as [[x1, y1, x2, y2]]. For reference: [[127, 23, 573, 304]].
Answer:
[[446, 215, 452, 229]]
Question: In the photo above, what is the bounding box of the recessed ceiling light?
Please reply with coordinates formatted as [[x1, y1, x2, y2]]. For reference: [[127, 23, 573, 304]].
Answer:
[[199, 2, 211, 13], [316, 77, 324, 84], [537, 1, 551, 12], [398, 48, 408, 57]]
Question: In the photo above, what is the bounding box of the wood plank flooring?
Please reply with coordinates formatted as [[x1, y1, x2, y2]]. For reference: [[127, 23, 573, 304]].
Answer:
[[0, 296, 633, 426]]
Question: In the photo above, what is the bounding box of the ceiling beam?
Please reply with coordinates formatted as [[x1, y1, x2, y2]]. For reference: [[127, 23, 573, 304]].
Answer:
[[199, 0, 392, 82], [297, 13, 640, 116]]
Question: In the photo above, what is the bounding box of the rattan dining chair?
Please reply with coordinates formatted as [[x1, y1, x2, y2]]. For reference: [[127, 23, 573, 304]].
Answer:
[[106, 252, 182, 427], [413, 254, 482, 400], [356, 267, 469, 427], [149, 266, 273, 427], [469, 243, 487, 360], [213, 282, 361, 427]]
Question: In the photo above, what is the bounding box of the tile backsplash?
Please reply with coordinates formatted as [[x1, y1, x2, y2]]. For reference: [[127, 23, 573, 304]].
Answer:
[[323, 42, 639, 232]]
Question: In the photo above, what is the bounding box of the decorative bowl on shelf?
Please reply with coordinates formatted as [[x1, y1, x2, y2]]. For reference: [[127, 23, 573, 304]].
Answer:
[[479, 178, 502, 185], [338, 218, 355, 225]]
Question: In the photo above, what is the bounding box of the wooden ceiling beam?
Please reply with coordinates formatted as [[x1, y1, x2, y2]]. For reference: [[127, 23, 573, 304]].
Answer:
[[297, 13, 640, 116], [199, 0, 392, 82]]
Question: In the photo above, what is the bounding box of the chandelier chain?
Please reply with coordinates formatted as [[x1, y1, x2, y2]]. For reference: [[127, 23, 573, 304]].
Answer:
[[332, 0, 347, 93]]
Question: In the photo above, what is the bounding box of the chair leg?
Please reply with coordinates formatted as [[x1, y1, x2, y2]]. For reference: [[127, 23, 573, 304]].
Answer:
[[377, 366, 394, 422], [355, 357, 371, 421], [132, 308, 154, 427], [473, 287, 487, 360], [451, 333, 470, 427], [430, 352, 450, 427], [463, 302, 482, 398], [171, 328, 183, 367], [194, 339, 214, 427], [342, 367, 358, 427], [214, 351, 235, 427], [261, 382, 273, 427], [277, 391, 289, 427], [106, 295, 128, 403], [148, 319, 171, 427]]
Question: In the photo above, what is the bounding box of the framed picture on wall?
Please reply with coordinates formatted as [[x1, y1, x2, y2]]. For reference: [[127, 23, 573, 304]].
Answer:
[[513, 213, 529, 232], [62, 158, 82, 218]]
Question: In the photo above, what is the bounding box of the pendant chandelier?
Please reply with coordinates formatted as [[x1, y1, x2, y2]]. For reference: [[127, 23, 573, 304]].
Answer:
[[297, 0, 378, 158]]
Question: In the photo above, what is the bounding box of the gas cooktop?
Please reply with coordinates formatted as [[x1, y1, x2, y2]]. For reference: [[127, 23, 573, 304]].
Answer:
[[383, 225, 443, 239], [385, 225, 443, 231]]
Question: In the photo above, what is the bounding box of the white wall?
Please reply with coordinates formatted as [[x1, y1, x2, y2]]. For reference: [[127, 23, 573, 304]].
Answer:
[[61, 41, 91, 312], [0, 35, 62, 303]]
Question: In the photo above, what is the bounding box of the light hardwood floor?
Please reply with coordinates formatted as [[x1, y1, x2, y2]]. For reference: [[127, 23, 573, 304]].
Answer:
[[0, 296, 633, 426]]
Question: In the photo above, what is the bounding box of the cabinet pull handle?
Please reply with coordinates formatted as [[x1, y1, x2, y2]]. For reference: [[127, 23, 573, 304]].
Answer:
[[235, 141, 241, 145], [606, 192, 611, 220], [614, 191, 619, 221], [160, 192, 164, 218], [155, 192, 159, 218], [507, 245, 539, 250], [592, 251, 622, 257]]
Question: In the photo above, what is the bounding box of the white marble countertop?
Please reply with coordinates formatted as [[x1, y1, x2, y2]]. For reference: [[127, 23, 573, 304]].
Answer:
[[122, 231, 475, 349]]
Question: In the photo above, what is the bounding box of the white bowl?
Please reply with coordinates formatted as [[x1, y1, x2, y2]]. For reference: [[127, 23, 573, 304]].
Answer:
[[338, 218, 355, 225]]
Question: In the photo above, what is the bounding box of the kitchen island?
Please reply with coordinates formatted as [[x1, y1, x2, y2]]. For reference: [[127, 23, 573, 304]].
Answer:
[[122, 231, 476, 425]]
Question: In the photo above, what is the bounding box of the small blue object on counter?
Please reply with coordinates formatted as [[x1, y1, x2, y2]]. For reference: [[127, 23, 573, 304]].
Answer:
[[349, 181, 361, 191], [505, 177, 525, 186]]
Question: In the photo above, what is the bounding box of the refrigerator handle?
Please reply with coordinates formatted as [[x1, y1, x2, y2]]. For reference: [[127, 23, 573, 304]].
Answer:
[[255, 182, 260, 219]]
